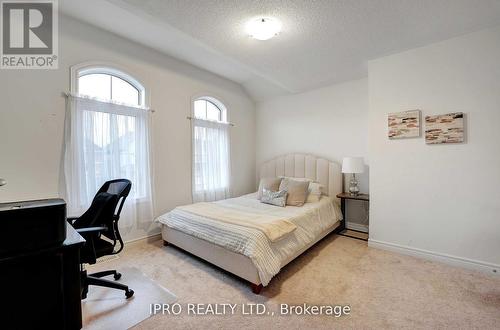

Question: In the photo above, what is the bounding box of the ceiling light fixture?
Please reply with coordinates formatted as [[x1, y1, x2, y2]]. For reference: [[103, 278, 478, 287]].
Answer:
[[246, 17, 281, 41]]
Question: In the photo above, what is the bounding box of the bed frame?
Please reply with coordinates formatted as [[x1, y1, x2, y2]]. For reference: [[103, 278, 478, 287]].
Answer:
[[162, 153, 344, 294]]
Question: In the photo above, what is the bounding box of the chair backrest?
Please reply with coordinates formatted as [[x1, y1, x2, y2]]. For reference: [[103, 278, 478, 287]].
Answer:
[[96, 179, 132, 221], [74, 179, 132, 253], [72, 191, 118, 228]]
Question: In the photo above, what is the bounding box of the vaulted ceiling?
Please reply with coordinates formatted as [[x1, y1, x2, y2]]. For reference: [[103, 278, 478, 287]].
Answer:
[[61, 0, 500, 101]]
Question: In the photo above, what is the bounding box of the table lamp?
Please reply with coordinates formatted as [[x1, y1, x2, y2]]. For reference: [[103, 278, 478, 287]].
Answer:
[[342, 157, 364, 196]]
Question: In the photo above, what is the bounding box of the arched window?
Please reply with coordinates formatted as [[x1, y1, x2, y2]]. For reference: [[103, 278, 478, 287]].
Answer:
[[191, 96, 230, 202], [193, 97, 226, 122], [64, 63, 153, 224], [74, 66, 145, 106]]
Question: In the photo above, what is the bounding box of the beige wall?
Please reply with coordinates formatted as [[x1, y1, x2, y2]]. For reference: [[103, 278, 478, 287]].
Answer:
[[368, 26, 500, 270], [0, 16, 256, 241], [256, 79, 369, 229]]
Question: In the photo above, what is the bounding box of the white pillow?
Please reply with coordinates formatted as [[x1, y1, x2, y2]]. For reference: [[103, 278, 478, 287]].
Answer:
[[279, 176, 324, 203], [306, 182, 323, 203]]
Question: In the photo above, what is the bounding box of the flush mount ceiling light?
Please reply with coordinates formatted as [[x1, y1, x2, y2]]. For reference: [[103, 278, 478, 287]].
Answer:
[[246, 17, 282, 40]]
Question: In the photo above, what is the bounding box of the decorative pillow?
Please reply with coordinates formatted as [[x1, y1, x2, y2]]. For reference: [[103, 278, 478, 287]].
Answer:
[[279, 176, 324, 203], [279, 178, 309, 206], [260, 189, 288, 207], [306, 182, 324, 203], [257, 177, 282, 199]]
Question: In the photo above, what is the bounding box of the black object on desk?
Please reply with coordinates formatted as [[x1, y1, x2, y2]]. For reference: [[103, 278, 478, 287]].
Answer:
[[0, 198, 67, 257], [0, 202, 85, 329]]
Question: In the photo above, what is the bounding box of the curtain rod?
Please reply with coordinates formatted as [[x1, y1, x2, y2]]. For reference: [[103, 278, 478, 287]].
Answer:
[[186, 116, 235, 127], [62, 92, 155, 113]]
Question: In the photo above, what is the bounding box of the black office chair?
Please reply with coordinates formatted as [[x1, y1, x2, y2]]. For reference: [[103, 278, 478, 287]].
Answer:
[[69, 179, 134, 299]]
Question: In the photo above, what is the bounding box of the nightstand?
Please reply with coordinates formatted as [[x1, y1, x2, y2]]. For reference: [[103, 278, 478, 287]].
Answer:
[[336, 193, 369, 241]]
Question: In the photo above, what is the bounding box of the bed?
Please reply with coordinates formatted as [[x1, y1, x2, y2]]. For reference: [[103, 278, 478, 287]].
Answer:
[[156, 154, 344, 293]]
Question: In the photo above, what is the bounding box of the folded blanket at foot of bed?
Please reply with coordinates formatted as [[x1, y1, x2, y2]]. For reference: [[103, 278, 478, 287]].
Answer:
[[176, 202, 297, 242]]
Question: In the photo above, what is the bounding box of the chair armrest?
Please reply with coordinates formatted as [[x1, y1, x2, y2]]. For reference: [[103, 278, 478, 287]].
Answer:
[[76, 226, 107, 234]]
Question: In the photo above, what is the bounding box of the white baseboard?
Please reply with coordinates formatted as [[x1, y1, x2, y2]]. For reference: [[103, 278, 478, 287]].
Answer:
[[125, 232, 161, 245], [368, 239, 500, 276], [346, 222, 369, 233]]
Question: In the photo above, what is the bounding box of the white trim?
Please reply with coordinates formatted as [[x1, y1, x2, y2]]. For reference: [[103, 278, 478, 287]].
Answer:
[[368, 239, 500, 276], [346, 222, 369, 233], [124, 232, 162, 245]]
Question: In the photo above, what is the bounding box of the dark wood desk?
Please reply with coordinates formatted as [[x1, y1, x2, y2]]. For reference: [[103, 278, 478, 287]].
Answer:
[[0, 224, 85, 329]]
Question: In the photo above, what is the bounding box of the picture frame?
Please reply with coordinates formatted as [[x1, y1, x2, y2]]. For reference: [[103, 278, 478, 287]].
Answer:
[[388, 110, 421, 139], [425, 112, 464, 144]]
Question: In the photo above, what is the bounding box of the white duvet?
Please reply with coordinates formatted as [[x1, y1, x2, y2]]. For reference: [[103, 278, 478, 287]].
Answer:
[[156, 193, 342, 286]]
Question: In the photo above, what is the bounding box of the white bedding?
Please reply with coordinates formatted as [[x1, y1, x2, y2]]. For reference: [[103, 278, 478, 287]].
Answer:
[[156, 193, 342, 286]]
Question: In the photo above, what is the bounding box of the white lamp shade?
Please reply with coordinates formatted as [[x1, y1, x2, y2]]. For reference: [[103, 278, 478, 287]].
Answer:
[[342, 157, 365, 174]]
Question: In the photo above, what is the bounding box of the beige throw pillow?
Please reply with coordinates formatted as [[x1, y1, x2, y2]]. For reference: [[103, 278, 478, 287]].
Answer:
[[257, 177, 282, 199], [279, 178, 309, 206], [279, 176, 324, 203]]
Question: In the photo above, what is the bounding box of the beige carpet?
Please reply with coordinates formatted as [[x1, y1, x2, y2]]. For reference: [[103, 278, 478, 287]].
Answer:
[[87, 234, 500, 329], [82, 266, 176, 329]]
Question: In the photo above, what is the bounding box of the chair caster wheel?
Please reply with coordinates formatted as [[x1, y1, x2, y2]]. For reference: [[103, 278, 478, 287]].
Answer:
[[114, 272, 122, 280], [125, 289, 134, 299]]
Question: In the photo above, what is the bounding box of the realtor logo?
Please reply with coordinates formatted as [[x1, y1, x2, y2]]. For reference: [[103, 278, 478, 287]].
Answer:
[[1, 0, 58, 69]]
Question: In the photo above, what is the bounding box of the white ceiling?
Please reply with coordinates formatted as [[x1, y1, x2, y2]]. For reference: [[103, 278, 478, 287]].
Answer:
[[61, 0, 500, 101]]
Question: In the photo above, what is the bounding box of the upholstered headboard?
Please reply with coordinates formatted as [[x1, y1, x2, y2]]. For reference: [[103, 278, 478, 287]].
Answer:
[[259, 154, 343, 203]]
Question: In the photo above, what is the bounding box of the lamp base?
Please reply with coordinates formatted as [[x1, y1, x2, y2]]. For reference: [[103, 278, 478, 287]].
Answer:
[[348, 174, 359, 196]]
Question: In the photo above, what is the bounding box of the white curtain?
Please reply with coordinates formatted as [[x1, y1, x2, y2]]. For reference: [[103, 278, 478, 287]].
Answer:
[[63, 94, 154, 228], [192, 118, 231, 202]]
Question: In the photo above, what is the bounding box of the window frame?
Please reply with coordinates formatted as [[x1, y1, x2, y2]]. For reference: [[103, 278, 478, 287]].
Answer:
[[69, 62, 152, 201], [191, 95, 230, 194], [70, 62, 148, 108], [192, 95, 228, 123]]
